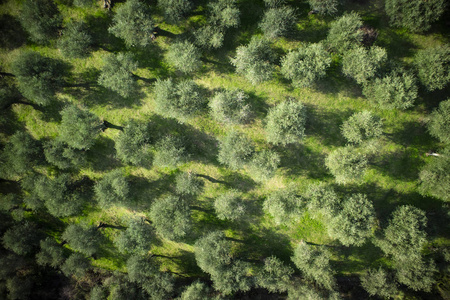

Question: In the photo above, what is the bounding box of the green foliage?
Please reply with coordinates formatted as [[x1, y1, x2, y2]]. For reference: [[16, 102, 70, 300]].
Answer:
[[107, 273, 147, 300], [95, 169, 130, 208], [73, 0, 93, 7], [419, 147, 450, 202], [325, 146, 368, 185], [90, 286, 108, 300], [194, 231, 232, 275], [2, 222, 39, 256], [340, 111, 383, 145], [217, 130, 254, 170], [34, 174, 85, 217], [98, 53, 138, 98], [248, 149, 280, 182], [328, 194, 376, 246], [263, 186, 304, 225], [175, 172, 204, 196], [287, 282, 341, 300], [36, 237, 65, 268], [19, 0, 62, 43], [214, 189, 245, 221], [0, 253, 26, 280], [281, 43, 331, 88], [259, 6, 297, 39], [114, 219, 154, 255], [210, 260, 253, 295], [0, 194, 21, 212], [149, 195, 192, 241], [115, 119, 153, 166], [194, 26, 225, 50], [363, 71, 418, 110], [11, 51, 65, 106], [209, 89, 251, 124], [0, 131, 41, 178], [376, 205, 427, 261], [231, 36, 276, 85], [62, 223, 102, 256], [57, 21, 92, 58], [360, 268, 398, 299], [307, 0, 339, 15], [43, 139, 86, 170], [179, 281, 211, 300], [265, 99, 306, 145], [428, 99, 450, 144], [342, 46, 388, 85], [158, 0, 193, 24], [61, 253, 91, 278], [394, 258, 437, 292], [166, 41, 201, 74], [263, 0, 286, 8], [154, 78, 206, 121], [291, 241, 336, 290], [5, 276, 33, 300], [414, 45, 450, 91], [108, 0, 155, 47], [385, 0, 445, 32], [59, 105, 102, 150], [305, 184, 340, 217], [326, 12, 364, 54], [153, 135, 188, 169], [256, 256, 294, 292]]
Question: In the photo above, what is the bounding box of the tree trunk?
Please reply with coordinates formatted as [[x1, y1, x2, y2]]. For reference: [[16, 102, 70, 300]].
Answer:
[[103, 0, 111, 10], [194, 173, 228, 184]]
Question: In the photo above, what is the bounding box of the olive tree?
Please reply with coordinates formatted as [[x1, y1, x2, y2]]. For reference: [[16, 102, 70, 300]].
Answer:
[[43, 139, 86, 170], [342, 46, 388, 85], [210, 260, 253, 295], [326, 12, 364, 54], [115, 119, 154, 166], [328, 194, 376, 246], [362, 71, 418, 110], [428, 99, 450, 144], [217, 130, 254, 170], [209, 89, 251, 124], [19, 0, 62, 43], [394, 257, 436, 292], [259, 6, 297, 39], [340, 111, 383, 145], [11, 51, 65, 106], [58, 105, 102, 150], [62, 223, 102, 256], [307, 0, 339, 15], [325, 146, 368, 185], [153, 135, 188, 169], [61, 253, 91, 278], [248, 149, 280, 182], [95, 169, 130, 208], [115, 219, 154, 255], [179, 281, 211, 300], [154, 78, 206, 121], [2, 222, 40, 256], [108, 0, 156, 47], [414, 45, 450, 91], [265, 99, 307, 145], [214, 190, 246, 221], [281, 43, 331, 88], [175, 172, 204, 196], [166, 41, 201, 74], [158, 0, 193, 24], [385, 0, 445, 32], [231, 36, 276, 85], [36, 237, 65, 268], [57, 21, 92, 58], [288, 283, 341, 300], [419, 147, 450, 202], [291, 241, 336, 290], [256, 256, 294, 293], [98, 53, 138, 98], [360, 268, 398, 299], [194, 231, 232, 274], [149, 195, 192, 241], [263, 186, 304, 225]]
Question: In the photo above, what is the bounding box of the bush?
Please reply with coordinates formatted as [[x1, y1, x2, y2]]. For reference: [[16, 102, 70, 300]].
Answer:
[[108, 0, 156, 47], [98, 53, 138, 98], [342, 46, 387, 85], [217, 130, 254, 170], [326, 12, 364, 54], [166, 41, 201, 74], [43, 139, 86, 170], [307, 0, 339, 15], [265, 99, 306, 145], [11, 51, 65, 106], [57, 21, 92, 58], [209, 89, 251, 124], [385, 0, 446, 32], [263, 186, 304, 225], [231, 36, 276, 85], [360, 268, 398, 299], [281, 43, 331, 88], [256, 256, 294, 292], [363, 71, 418, 110], [154, 78, 206, 121], [414, 45, 450, 91], [419, 147, 450, 202], [214, 190, 246, 221], [158, 0, 193, 24], [95, 169, 130, 208], [115, 119, 154, 166], [153, 135, 188, 169], [325, 146, 368, 185], [175, 172, 204, 196], [248, 149, 280, 182], [259, 6, 297, 39], [340, 111, 383, 145], [20, 0, 62, 44]]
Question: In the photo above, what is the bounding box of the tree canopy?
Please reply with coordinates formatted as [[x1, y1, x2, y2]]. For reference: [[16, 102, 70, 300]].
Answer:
[[325, 146, 368, 184], [153, 135, 188, 169], [342, 46, 387, 85], [95, 169, 130, 208], [427, 99, 450, 144], [248, 149, 280, 182], [43, 139, 86, 170], [57, 21, 92, 59], [158, 0, 193, 24], [214, 189, 246, 221], [340, 111, 383, 145], [217, 130, 254, 170], [98, 53, 138, 98], [263, 186, 304, 225], [114, 219, 154, 255], [414, 45, 450, 91], [256, 256, 294, 293], [2, 222, 40, 256], [259, 6, 297, 39], [175, 172, 204, 196], [307, 0, 339, 15], [19, 0, 62, 43], [166, 41, 201, 74], [209, 89, 251, 124], [419, 147, 450, 202], [360, 268, 398, 299], [62, 223, 102, 256], [326, 12, 364, 54]]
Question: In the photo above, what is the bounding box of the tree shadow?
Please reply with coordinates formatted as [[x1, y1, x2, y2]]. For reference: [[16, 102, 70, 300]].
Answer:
[[241, 228, 293, 263], [220, 171, 256, 193], [372, 147, 425, 181], [84, 13, 126, 53], [277, 144, 330, 179], [74, 83, 145, 109], [0, 14, 27, 49], [86, 136, 123, 172], [389, 120, 435, 149], [126, 174, 176, 211], [376, 29, 417, 59]]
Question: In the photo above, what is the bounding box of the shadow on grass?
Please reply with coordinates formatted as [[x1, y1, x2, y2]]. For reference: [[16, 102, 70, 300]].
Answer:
[[0, 14, 27, 49], [241, 228, 293, 263], [85, 13, 126, 53], [86, 136, 123, 172], [372, 147, 425, 182], [390, 120, 435, 149], [127, 174, 177, 211], [377, 29, 417, 59]]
